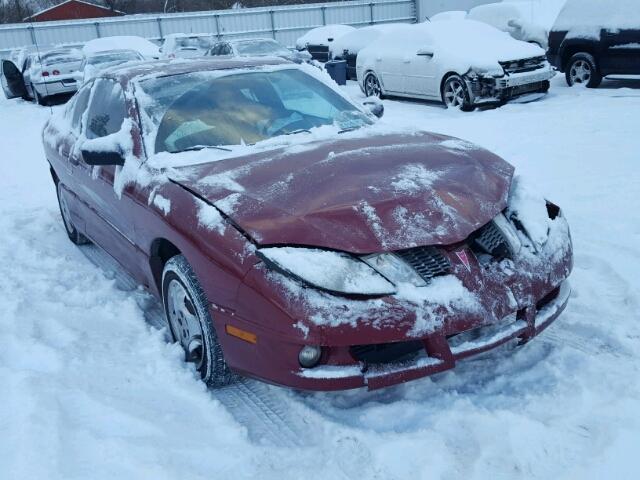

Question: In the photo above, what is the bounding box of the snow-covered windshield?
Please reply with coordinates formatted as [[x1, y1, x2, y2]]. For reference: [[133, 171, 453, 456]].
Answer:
[[42, 50, 82, 66], [138, 68, 371, 154], [235, 39, 290, 56]]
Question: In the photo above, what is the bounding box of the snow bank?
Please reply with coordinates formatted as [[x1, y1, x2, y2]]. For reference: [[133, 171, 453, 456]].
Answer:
[[83, 36, 160, 59], [295, 24, 356, 49]]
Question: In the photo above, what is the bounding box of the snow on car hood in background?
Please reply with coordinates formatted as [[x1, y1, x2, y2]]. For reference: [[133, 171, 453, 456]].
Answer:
[[83, 36, 160, 59], [295, 24, 356, 49], [168, 132, 514, 253]]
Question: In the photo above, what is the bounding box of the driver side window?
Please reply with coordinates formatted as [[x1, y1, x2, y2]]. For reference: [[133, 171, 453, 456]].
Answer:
[[71, 83, 92, 132], [85, 79, 127, 140]]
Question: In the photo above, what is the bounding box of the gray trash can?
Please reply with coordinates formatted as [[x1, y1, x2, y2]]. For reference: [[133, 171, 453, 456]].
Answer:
[[325, 60, 347, 86]]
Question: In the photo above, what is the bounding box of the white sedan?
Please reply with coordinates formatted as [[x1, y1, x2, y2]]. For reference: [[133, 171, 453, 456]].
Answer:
[[356, 20, 555, 110]]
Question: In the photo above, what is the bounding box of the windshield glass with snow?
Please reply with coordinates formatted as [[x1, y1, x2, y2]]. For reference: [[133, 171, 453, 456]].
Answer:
[[139, 68, 371, 154], [235, 40, 290, 56]]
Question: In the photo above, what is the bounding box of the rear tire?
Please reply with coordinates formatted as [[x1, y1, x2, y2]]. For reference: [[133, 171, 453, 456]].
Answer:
[[363, 72, 383, 98], [56, 181, 89, 245], [441, 74, 474, 111], [565, 53, 602, 88], [162, 255, 235, 388], [31, 84, 47, 105]]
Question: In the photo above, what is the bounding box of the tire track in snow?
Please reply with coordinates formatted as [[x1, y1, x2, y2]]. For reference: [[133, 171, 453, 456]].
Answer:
[[79, 244, 313, 448]]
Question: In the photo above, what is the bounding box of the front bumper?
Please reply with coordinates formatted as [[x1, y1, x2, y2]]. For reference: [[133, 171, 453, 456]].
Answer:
[[216, 213, 573, 391], [466, 67, 555, 105], [33, 78, 78, 97]]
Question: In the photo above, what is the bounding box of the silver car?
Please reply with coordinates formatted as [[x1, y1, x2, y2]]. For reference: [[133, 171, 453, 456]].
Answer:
[[2, 48, 83, 105], [208, 38, 311, 64]]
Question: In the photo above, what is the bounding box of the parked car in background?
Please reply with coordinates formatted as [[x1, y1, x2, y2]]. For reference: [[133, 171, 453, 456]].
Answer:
[[34, 57, 572, 391], [160, 33, 216, 59], [467, 1, 565, 50], [78, 49, 145, 83], [208, 38, 311, 63], [1, 48, 82, 105], [83, 35, 160, 60], [548, 0, 640, 87], [357, 20, 554, 110], [330, 24, 407, 80], [296, 24, 356, 62]]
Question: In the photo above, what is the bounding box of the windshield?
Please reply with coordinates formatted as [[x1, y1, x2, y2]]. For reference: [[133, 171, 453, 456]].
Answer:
[[89, 51, 142, 66], [139, 68, 371, 154], [42, 50, 82, 66], [235, 39, 290, 56], [176, 36, 215, 50]]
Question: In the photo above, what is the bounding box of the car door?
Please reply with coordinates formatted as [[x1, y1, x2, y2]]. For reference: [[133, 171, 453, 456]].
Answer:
[[73, 78, 143, 276], [1, 60, 27, 99], [377, 49, 405, 93], [601, 27, 640, 74], [403, 46, 438, 97]]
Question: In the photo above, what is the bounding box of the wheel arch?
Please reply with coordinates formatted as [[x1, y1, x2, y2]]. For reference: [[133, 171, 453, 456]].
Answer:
[[149, 237, 182, 293], [560, 43, 599, 71]]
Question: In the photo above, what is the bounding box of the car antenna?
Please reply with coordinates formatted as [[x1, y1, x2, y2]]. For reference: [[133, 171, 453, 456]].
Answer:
[[29, 18, 53, 115]]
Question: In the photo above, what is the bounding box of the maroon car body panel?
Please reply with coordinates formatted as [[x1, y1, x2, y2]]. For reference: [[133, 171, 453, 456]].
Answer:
[[42, 59, 573, 391], [173, 132, 514, 252]]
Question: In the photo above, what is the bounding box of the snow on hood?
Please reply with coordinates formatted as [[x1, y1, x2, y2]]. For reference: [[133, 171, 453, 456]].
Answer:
[[166, 132, 514, 253], [329, 24, 408, 56], [295, 24, 356, 49], [83, 36, 160, 59]]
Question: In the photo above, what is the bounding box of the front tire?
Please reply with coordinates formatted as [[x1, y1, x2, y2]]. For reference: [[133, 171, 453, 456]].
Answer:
[[363, 72, 383, 98], [56, 181, 88, 245], [162, 255, 235, 388], [566, 53, 602, 88], [442, 75, 473, 111]]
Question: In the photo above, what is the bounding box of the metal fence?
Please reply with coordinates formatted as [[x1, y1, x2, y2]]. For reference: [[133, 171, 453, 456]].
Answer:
[[0, 0, 416, 57]]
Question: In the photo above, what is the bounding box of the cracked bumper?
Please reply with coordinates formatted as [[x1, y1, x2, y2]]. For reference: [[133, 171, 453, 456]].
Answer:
[[467, 68, 556, 105]]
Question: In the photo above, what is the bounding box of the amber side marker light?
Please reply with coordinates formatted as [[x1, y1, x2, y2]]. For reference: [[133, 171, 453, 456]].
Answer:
[[225, 324, 258, 344]]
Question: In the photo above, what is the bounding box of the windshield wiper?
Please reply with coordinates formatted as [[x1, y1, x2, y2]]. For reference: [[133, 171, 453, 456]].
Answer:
[[337, 126, 360, 134], [172, 145, 232, 153], [283, 128, 312, 135]]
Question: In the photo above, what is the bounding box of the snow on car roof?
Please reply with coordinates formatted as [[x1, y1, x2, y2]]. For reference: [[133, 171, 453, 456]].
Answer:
[[552, 0, 640, 33], [83, 35, 160, 58], [329, 23, 408, 56], [295, 24, 356, 49], [103, 56, 291, 83]]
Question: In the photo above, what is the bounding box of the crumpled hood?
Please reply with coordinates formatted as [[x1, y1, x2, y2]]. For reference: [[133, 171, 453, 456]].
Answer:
[[171, 132, 514, 253]]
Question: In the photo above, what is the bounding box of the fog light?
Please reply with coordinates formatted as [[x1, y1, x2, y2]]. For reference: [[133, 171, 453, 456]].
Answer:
[[298, 345, 322, 368]]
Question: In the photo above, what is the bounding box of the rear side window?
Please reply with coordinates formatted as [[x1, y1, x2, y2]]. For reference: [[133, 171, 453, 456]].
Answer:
[[85, 79, 127, 139]]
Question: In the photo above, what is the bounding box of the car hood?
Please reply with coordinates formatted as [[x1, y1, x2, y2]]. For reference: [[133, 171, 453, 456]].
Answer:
[[170, 132, 514, 253]]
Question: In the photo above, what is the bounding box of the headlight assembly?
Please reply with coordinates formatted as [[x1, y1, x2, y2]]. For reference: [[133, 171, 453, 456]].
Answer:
[[258, 247, 396, 296]]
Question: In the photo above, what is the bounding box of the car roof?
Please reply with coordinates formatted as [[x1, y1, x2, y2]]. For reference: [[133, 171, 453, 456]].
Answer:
[[103, 56, 291, 83]]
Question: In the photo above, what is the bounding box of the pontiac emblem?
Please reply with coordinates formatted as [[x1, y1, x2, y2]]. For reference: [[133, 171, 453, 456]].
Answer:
[[455, 249, 472, 272]]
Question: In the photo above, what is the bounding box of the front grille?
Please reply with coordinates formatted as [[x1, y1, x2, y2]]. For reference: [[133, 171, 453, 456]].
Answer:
[[471, 220, 511, 259], [500, 56, 546, 74], [350, 340, 424, 365], [396, 246, 451, 283], [504, 80, 549, 98]]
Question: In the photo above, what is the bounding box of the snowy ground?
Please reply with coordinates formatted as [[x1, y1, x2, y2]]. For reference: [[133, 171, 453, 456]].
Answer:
[[1, 75, 639, 479]]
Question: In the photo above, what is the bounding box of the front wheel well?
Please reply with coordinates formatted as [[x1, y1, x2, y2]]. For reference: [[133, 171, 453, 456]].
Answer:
[[440, 72, 462, 97], [149, 238, 181, 292]]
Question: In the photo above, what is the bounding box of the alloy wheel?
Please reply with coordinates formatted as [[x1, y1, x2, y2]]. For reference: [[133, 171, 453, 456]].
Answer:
[[569, 60, 592, 85], [443, 78, 467, 108], [167, 279, 205, 371], [365, 74, 381, 97]]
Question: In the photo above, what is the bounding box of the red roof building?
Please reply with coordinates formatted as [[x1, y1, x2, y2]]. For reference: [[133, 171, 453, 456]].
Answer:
[[25, 0, 124, 22]]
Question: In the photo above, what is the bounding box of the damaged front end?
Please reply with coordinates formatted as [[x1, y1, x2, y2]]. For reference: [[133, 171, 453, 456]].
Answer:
[[464, 55, 555, 106]]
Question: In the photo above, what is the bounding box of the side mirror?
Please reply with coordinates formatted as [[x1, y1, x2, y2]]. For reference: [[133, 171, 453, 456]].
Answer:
[[363, 97, 384, 119], [416, 48, 434, 58], [81, 147, 125, 166]]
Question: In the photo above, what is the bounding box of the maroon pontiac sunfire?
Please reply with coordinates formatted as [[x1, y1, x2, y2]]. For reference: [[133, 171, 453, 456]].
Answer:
[[35, 58, 572, 391]]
